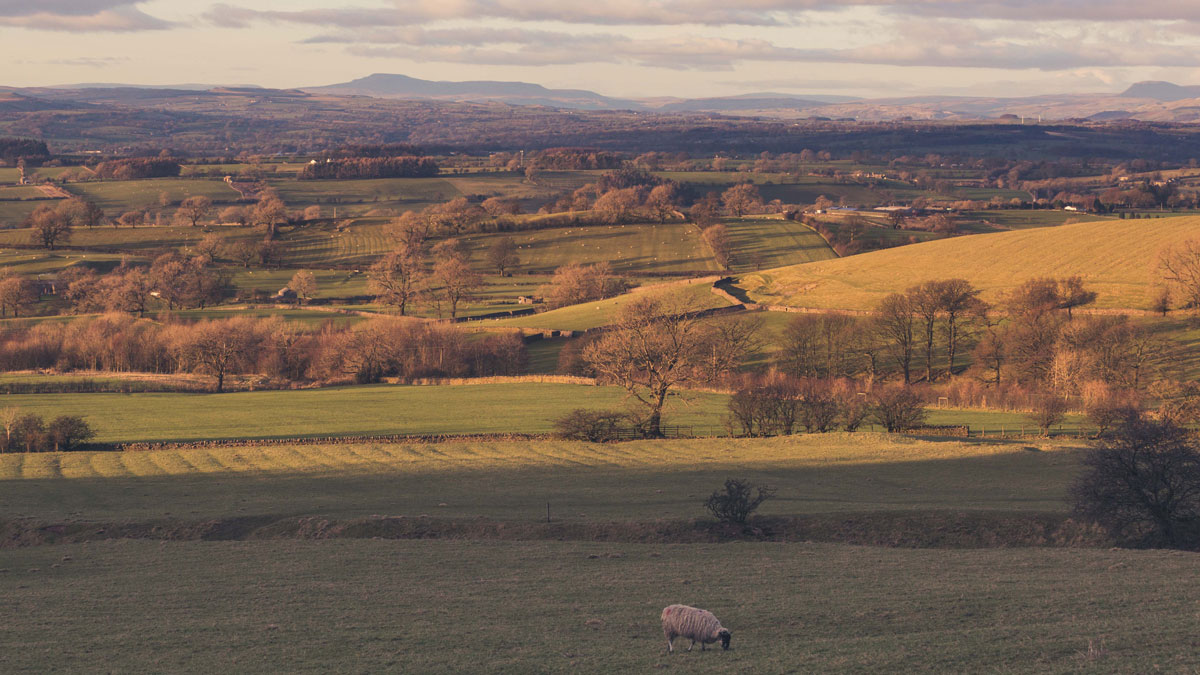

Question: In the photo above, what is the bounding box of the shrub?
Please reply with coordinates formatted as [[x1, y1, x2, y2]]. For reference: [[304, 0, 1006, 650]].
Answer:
[[1028, 392, 1069, 436], [1071, 416, 1200, 549], [839, 394, 869, 432], [704, 478, 774, 526], [553, 409, 628, 442], [797, 379, 839, 433], [46, 415, 95, 451], [871, 386, 927, 432], [11, 414, 46, 453]]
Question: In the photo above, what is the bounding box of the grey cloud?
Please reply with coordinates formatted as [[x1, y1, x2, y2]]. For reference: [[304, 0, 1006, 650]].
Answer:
[[339, 25, 1200, 72], [0, 1, 170, 31]]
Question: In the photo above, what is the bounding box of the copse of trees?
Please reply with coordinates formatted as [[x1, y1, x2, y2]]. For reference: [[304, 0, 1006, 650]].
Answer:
[[298, 156, 439, 180], [60, 253, 229, 314], [0, 409, 94, 453], [539, 262, 628, 309], [93, 157, 181, 180], [531, 148, 625, 170], [0, 138, 50, 164]]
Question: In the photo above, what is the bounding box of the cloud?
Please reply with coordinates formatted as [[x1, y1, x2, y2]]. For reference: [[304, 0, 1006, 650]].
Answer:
[[311, 20, 1200, 72], [204, 0, 1200, 29], [0, 1, 170, 31]]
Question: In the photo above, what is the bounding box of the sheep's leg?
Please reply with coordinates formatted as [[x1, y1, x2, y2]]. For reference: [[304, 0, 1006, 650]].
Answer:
[[701, 642, 706, 651], [665, 633, 674, 653], [688, 639, 695, 652]]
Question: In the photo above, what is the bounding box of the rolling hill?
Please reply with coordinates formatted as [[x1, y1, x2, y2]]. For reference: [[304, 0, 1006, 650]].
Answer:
[[740, 216, 1200, 311]]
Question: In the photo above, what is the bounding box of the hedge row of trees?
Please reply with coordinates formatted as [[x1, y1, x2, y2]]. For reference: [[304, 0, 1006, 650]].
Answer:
[[298, 156, 439, 180], [93, 158, 181, 180], [0, 410, 93, 453], [0, 314, 526, 391]]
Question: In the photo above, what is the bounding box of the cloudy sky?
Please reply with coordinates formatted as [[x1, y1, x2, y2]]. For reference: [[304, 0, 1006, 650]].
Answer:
[[7, 0, 1200, 98]]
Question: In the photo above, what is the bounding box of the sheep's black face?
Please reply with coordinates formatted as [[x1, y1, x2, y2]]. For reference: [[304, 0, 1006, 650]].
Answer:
[[719, 630, 731, 650]]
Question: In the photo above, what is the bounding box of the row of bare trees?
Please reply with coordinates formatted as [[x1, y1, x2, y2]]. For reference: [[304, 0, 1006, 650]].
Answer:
[[0, 314, 526, 392]]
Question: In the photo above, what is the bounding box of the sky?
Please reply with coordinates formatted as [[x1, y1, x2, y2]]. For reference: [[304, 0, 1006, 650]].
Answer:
[[6, 0, 1200, 99]]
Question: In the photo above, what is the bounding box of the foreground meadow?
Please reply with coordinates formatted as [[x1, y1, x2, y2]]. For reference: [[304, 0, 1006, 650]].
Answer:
[[2, 539, 1197, 673]]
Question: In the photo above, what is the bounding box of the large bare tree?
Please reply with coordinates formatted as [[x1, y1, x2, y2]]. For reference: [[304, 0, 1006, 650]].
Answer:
[[584, 296, 711, 437]]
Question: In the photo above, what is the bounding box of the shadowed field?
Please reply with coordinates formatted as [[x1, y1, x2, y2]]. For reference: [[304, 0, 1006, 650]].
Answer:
[[1, 539, 1196, 673]]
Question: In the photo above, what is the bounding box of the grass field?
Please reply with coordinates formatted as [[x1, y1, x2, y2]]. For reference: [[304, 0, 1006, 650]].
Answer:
[[488, 279, 731, 331], [743, 216, 1200, 310], [963, 209, 1110, 231], [3, 539, 1196, 673], [0, 383, 731, 444], [722, 215, 837, 272], [461, 222, 718, 275], [0, 224, 257, 251], [5, 539, 1198, 673], [0, 249, 128, 276], [62, 178, 239, 212]]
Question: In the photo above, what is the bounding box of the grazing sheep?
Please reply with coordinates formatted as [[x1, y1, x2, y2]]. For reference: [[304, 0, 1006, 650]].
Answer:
[[661, 604, 731, 653]]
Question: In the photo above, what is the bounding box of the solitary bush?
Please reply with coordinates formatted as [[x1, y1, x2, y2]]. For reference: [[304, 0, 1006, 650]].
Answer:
[[704, 478, 774, 525], [553, 409, 628, 442], [871, 386, 927, 432], [1028, 392, 1069, 436], [1071, 416, 1200, 549]]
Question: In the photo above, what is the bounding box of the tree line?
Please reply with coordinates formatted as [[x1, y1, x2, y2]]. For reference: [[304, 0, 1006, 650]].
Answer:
[[0, 314, 525, 392], [298, 156, 439, 180]]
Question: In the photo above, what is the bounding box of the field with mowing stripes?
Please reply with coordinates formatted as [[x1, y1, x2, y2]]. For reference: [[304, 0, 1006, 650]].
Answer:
[[743, 216, 1200, 310], [722, 215, 837, 272], [0, 434, 1078, 521], [488, 279, 731, 331]]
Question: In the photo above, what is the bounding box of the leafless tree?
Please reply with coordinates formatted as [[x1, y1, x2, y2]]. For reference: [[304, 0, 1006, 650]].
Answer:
[[1072, 416, 1200, 549], [1158, 239, 1200, 311], [584, 295, 710, 437], [177, 195, 214, 227]]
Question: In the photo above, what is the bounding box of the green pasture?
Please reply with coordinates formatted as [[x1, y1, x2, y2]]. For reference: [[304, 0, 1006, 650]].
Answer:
[[62, 178, 238, 212], [0, 224, 257, 251], [0, 383, 730, 444], [460, 222, 718, 275], [4, 539, 1195, 672], [722, 216, 836, 271], [964, 209, 1110, 230], [0, 250, 128, 276], [489, 279, 730, 331]]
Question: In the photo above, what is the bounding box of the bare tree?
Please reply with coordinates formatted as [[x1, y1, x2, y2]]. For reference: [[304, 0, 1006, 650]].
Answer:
[[485, 236, 520, 276], [1158, 239, 1200, 311], [0, 275, 38, 318], [876, 293, 917, 384], [288, 270, 317, 305], [368, 248, 425, 316], [181, 319, 261, 392], [177, 195, 214, 227], [1072, 416, 1200, 549], [430, 255, 483, 319], [584, 295, 709, 437], [25, 205, 72, 250], [721, 183, 762, 217]]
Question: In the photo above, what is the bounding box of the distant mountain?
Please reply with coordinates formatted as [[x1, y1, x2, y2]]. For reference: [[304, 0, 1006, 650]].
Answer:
[[52, 82, 262, 91], [656, 96, 832, 113], [304, 73, 641, 110], [1120, 81, 1200, 101]]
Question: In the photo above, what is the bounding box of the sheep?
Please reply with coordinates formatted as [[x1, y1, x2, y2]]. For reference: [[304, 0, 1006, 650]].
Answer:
[[660, 604, 731, 653]]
